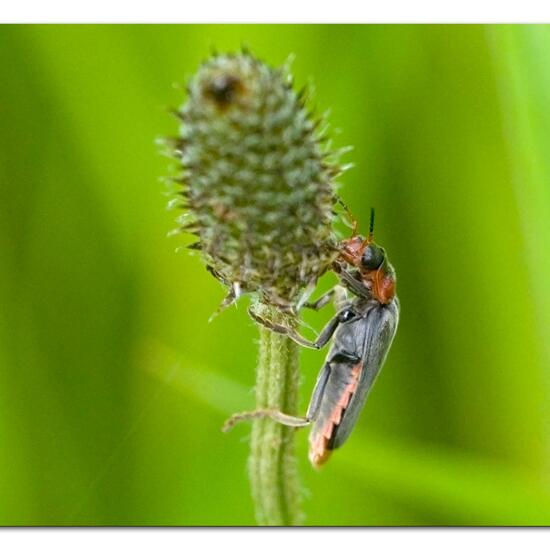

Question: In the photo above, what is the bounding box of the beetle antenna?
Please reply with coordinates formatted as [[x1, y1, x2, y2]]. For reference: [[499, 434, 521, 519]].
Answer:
[[368, 207, 375, 241], [337, 197, 358, 237]]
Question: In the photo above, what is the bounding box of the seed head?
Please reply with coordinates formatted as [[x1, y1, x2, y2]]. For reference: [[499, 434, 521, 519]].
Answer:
[[167, 52, 349, 310]]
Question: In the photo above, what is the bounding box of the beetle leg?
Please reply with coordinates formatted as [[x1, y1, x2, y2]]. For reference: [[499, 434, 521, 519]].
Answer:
[[248, 306, 346, 350], [334, 262, 371, 299], [303, 285, 349, 312], [333, 285, 349, 311], [222, 409, 311, 432], [302, 288, 336, 311]]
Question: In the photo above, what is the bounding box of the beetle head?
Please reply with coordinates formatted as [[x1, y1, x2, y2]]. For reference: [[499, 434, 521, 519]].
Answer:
[[360, 242, 385, 270], [338, 208, 396, 304]]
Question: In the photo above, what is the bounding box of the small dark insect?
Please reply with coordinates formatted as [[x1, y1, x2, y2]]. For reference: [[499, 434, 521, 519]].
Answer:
[[224, 208, 399, 467], [205, 74, 244, 108]]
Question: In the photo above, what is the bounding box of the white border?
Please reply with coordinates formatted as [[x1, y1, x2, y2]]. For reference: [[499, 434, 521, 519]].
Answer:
[[1, 1, 550, 545], [1, 528, 549, 549], [2, 0, 550, 23]]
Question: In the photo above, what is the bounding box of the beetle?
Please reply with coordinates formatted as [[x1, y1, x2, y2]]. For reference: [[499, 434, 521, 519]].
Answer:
[[224, 208, 399, 467]]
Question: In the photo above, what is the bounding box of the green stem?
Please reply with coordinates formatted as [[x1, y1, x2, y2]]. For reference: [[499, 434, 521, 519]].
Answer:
[[249, 304, 303, 526]]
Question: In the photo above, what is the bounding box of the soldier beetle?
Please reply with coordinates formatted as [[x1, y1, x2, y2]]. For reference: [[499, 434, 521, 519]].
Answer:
[[224, 208, 399, 467]]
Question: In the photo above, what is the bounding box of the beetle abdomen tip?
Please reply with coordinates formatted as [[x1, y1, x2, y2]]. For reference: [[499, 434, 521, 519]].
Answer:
[[309, 446, 332, 468]]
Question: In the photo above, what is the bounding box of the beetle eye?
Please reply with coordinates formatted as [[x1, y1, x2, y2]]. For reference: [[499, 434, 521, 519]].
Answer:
[[339, 309, 357, 323], [361, 244, 385, 270]]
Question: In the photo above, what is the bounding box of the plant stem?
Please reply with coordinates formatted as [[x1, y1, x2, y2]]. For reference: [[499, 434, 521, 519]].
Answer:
[[249, 304, 303, 526]]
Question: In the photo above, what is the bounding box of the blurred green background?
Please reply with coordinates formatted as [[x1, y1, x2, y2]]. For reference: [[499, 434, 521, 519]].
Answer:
[[1, 24, 550, 525]]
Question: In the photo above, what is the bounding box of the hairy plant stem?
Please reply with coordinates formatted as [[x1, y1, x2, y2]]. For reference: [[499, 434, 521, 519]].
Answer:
[[249, 304, 303, 526]]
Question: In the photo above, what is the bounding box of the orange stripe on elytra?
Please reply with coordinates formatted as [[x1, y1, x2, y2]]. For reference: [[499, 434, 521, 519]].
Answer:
[[309, 363, 362, 468]]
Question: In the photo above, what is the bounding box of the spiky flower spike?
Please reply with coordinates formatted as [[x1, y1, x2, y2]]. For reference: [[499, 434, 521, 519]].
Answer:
[[170, 51, 345, 310], [166, 51, 350, 526]]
